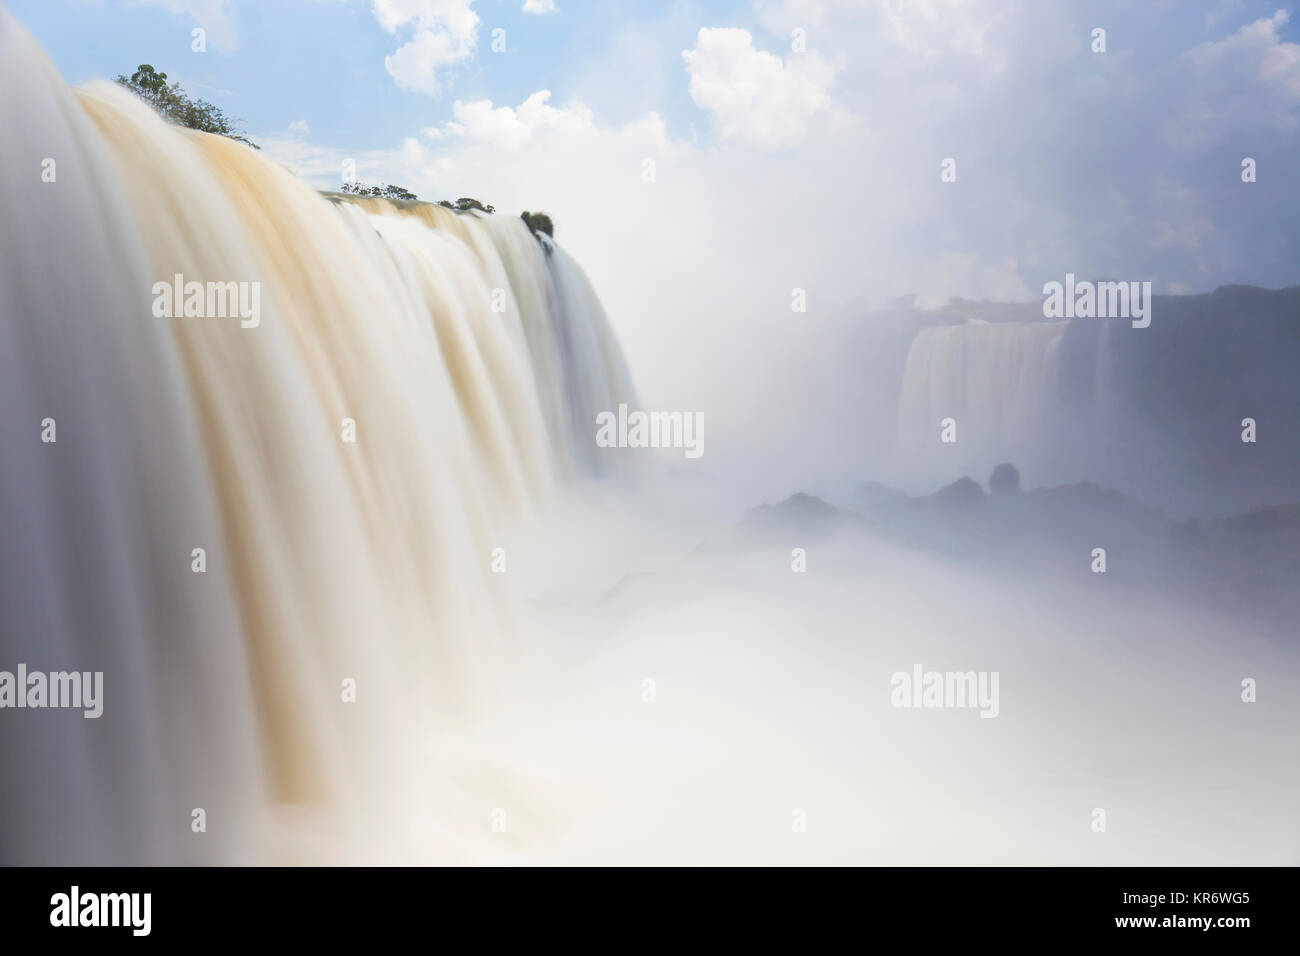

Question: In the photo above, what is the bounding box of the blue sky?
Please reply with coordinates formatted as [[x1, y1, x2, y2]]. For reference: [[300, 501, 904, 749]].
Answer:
[[9, 2, 1300, 167], [9, 1, 1300, 322], [16, 2, 1295, 160], [8, 0, 765, 149]]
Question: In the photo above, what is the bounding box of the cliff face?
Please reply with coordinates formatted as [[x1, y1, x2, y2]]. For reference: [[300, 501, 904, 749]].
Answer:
[[887, 285, 1300, 515], [1056, 285, 1300, 513]]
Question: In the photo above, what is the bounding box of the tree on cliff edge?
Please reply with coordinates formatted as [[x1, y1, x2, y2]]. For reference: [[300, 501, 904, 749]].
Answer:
[[521, 210, 553, 238], [115, 64, 259, 149]]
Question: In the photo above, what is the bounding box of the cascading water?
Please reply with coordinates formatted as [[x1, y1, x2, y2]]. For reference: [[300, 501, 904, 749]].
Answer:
[[0, 9, 635, 864], [894, 319, 1067, 487]]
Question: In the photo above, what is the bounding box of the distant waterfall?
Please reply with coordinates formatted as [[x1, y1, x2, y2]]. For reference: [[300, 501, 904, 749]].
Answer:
[[895, 320, 1067, 485], [0, 9, 635, 864]]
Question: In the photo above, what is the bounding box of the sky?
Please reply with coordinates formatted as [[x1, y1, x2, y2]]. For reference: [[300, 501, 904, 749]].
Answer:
[[9, 0, 1300, 494], [11, 1, 1299, 291]]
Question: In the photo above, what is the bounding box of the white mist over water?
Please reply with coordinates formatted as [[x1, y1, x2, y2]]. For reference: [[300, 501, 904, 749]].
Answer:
[[487, 489, 1300, 866]]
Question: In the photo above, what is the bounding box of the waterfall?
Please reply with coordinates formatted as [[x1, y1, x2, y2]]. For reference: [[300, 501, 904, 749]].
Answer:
[[0, 9, 635, 863], [895, 319, 1067, 485]]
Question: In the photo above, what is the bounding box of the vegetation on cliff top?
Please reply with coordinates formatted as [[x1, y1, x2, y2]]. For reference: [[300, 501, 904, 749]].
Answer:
[[342, 182, 418, 200], [332, 188, 561, 249], [521, 210, 554, 239], [114, 64, 258, 149], [438, 197, 494, 213]]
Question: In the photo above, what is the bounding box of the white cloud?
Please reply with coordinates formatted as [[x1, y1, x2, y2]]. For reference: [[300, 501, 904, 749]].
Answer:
[[371, 0, 480, 96], [371, 0, 477, 34], [287, 118, 312, 137], [1153, 9, 1300, 150], [425, 91, 595, 149], [682, 27, 835, 148], [1185, 10, 1300, 112], [385, 28, 476, 96], [522, 0, 557, 14]]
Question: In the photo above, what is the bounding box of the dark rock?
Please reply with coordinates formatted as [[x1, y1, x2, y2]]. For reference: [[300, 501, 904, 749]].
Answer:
[[989, 463, 1021, 496], [927, 476, 985, 509]]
